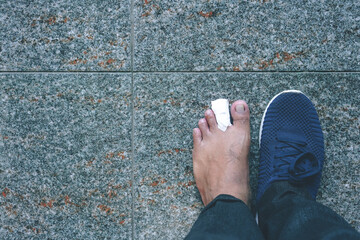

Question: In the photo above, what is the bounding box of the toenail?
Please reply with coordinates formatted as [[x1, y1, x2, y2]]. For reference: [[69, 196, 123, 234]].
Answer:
[[199, 118, 206, 124], [236, 104, 245, 113], [205, 110, 212, 116]]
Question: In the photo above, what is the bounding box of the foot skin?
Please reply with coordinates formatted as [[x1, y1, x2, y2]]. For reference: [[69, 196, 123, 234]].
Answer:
[[193, 100, 251, 206]]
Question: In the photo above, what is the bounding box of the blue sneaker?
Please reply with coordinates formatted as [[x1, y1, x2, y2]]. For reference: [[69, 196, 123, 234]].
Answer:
[[257, 90, 324, 204]]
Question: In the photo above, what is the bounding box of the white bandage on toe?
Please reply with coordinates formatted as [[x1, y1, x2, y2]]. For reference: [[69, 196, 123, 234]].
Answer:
[[211, 99, 232, 132]]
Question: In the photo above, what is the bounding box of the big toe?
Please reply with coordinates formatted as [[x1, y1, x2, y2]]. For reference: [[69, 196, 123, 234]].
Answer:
[[231, 100, 250, 129]]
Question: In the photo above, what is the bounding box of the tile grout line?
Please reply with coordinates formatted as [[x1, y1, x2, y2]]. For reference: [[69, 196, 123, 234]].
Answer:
[[1, 71, 360, 74], [129, 0, 135, 238]]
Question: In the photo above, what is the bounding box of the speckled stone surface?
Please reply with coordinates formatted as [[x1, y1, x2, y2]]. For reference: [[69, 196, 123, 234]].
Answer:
[[134, 0, 360, 71], [133, 73, 359, 238], [0, 74, 132, 239], [133, 74, 202, 239], [1, 0, 360, 239], [0, 0, 131, 71]]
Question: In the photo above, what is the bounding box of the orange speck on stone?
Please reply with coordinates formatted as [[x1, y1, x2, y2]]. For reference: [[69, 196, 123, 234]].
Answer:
[[48, 16, 56, 25], [64, 17, 69, 23], [163, 99, 167, 103], [3, 188, 10, 196], [217, 66, 222, 70], [105, 51, 111, 55], [69, 59, 81, 65], [161, 179, 167, 184], [158, 150, 165, 156], [144, 0, 150, 4], [108, 190, 117, 199], [276, 52, 280, 59], [142, 11, 151, 17], [150, 181, 159, 187], [199, 11, 213, 18], [109, 40, 118, 46], [87, 35, 93, 40], [77, 34, 82, 37], [2, 191, 6, 197], [177, 191, 181, 195], [170, 99, 177, 106], [64, 195, 70, 205], [117, 151, 126, 159], [86, 160, 93, 167], [283, 52, 294, 61], [258, 60, 269, 70], [3, 136, 8, 140], [83, 51, 87, 54], [40, 202, 47, 207], [97, 99, 102, 103], [269, 59, 274, 65], [119, 60, 125, 68], [175, 148, 180, 153], [47, 200, 54, 208], [233, 66, 240, 71], [107, 59, 115, 64], [119, 220, 125, 224], [98, 204, 112, 214]]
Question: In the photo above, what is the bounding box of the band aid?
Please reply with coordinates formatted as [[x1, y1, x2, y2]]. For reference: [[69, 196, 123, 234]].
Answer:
[[211, 99, 232, 132]]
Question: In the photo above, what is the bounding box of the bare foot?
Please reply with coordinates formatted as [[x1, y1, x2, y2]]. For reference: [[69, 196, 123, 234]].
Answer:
[[192, 100, 251, 206]]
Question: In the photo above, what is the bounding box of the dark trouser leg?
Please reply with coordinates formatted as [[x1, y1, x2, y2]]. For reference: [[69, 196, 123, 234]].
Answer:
[[186, 194, 264, 240], [258, 181, 360, 240]]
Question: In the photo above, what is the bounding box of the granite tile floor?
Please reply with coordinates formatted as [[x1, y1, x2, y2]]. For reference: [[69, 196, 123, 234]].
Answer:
[[0, 0, 359, 239]]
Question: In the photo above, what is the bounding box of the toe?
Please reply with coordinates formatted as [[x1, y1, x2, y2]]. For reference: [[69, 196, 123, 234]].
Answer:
[[205, 109, 217, 130], [231, 100, 250, 128], [198, 118, 210, 137], [193, 128, 202, 147]]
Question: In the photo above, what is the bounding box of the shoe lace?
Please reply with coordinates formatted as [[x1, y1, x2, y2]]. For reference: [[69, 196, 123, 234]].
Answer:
[[274, 137, 321, 184]]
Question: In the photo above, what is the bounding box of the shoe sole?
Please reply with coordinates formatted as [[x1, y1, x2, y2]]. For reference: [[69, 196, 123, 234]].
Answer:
[[259, 90, 303, 147]]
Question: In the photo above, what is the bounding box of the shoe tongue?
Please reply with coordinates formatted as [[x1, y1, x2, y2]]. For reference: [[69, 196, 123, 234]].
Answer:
[[277, 126, 306, 143], [275, 126, 320, 184]]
